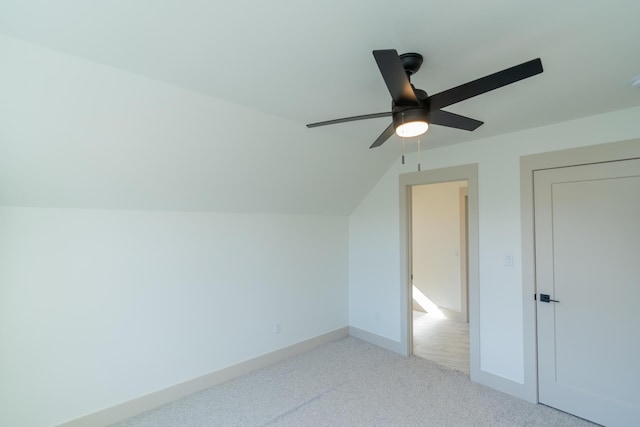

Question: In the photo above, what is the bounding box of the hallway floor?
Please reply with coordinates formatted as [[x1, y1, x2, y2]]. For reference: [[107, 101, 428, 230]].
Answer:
[[413, 310, 470, 375]]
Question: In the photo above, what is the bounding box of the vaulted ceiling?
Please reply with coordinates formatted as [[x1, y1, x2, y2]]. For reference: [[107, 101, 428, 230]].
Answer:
[[1, 1, 639, 214]]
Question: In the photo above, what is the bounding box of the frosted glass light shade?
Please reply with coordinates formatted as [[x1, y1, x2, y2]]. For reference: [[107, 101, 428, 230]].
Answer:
[[395, 121, 429, 137]]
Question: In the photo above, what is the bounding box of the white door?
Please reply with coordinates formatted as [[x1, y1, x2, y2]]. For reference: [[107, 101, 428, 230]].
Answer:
[[534, 158, 640, 427]]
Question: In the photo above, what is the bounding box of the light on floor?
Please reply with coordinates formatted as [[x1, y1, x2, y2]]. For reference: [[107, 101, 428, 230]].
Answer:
[[412, 285, 445, 319]]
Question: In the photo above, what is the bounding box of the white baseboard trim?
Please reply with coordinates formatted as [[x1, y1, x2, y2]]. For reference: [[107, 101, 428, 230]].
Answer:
[[348, 326, 404, 354], [471, 369, 531, 403], [349, 327, 531, 403], [57, 327, 349, 427]]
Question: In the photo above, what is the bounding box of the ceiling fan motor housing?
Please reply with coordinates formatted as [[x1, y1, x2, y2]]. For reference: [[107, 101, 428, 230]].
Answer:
[[393, 107, 430, 129], [392, 84, 431, 128]]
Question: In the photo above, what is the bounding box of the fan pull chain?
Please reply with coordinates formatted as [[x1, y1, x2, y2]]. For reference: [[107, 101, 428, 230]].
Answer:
[[401, 137, 405, 165], [417, 137, 421, 171], [401, 112, 405, 165]]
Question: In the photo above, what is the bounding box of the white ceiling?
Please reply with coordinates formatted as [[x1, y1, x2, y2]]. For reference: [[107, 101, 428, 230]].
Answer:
[[1, 0, 639, 214]]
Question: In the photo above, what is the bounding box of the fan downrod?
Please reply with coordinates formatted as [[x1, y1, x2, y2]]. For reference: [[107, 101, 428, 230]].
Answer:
[[399, 53, 423, 77]]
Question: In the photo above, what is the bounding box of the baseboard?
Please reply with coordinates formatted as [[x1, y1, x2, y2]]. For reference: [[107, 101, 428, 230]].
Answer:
[[348, 326, 404, 354], [57, 327, 349, 427], [471, 369, 530, 402], [349, 327, 532, 403]]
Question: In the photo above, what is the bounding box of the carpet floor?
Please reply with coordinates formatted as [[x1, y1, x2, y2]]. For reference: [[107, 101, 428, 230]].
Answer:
[[111, 337, 597, 427]]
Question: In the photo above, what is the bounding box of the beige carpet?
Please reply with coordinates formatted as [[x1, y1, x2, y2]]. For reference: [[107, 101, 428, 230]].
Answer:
[[112, 337, 597, 426]]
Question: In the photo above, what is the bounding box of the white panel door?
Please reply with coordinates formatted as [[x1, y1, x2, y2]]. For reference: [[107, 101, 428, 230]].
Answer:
[[534, 158, 640, 427]]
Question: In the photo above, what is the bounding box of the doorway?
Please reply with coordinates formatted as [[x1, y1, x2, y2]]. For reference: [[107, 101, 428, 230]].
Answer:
[[411, 181, 470, 374], [399, 164, 480, 379]]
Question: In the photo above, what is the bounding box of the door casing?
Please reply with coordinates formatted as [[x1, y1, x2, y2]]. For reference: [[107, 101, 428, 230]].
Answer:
[[533, 159, 640, 425], [399, 164, 480, 380], [520, 138, 640, 403]]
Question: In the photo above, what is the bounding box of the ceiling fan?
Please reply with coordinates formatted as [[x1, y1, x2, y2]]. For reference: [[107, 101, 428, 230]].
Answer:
[[307, 50, 543, 148]]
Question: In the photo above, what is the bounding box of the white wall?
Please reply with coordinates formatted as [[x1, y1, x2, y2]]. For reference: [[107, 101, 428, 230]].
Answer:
[[349, 105, 640, 393], [0, 34, 395, 216], [412, 181, 467, 314], [0, 208, 348, 427]]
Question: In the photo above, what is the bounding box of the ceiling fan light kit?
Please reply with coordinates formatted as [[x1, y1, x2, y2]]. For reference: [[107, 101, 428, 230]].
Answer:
[[396, 119, 429, 137], [307, 49, 544, 154], [394, 108, 430, 137]]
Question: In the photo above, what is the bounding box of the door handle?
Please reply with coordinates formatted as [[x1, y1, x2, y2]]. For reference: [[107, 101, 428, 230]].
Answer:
[[539, 293, 559, 303]]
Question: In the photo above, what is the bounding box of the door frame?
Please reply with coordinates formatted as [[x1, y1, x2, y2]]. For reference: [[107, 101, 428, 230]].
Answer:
[[459, 186, 469, 323], [399, 163, 480, 379], [520, 137, 640, 402]]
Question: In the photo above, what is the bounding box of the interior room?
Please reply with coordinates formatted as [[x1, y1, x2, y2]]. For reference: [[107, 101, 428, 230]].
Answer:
[[1, 1, 639, 426]]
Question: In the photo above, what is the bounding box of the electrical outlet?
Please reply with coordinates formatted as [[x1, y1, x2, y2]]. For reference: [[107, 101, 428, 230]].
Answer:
[[274, 322, 281, 334], [374, 312, 381, 322]]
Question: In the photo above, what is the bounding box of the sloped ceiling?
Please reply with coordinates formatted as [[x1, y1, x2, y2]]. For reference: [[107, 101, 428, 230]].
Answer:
[[1, 0, 639, 214]]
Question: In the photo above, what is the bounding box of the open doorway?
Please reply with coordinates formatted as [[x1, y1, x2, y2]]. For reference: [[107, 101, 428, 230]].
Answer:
[[411, 181, 469, 374], [398, 164, 479, 379]]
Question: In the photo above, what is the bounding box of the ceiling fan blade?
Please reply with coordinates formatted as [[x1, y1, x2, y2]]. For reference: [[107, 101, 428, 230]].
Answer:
[[429, 110, 483, 131], [307, 112, 391, 128], [373, 50, 418, 105], [369, 123, 395, 149], [428, 58, 543, 110]]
